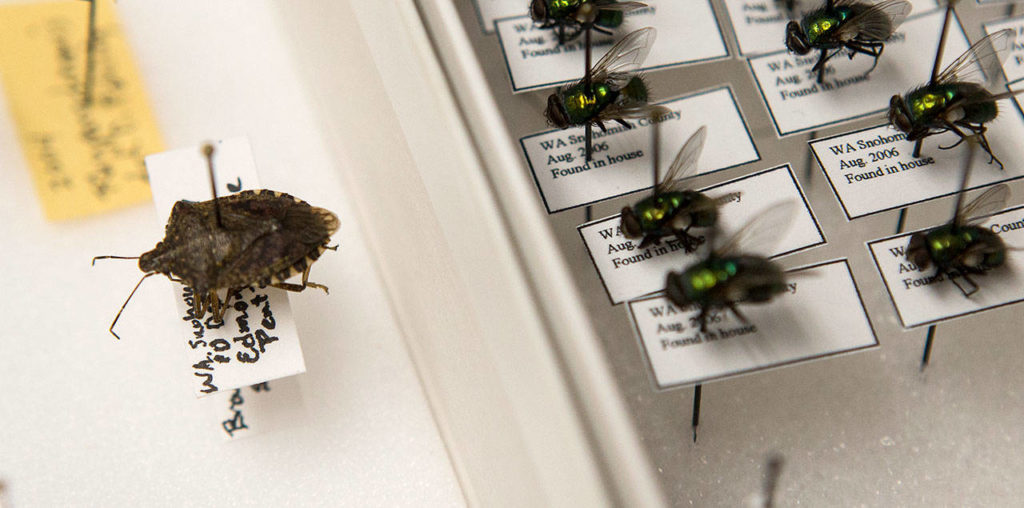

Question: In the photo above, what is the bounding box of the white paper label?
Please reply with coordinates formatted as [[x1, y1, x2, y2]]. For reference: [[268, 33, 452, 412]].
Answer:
[[867, 205, 1024, 328], [495, 0, 728, 92], [747, 9, 970, 136], [721, 0, 937, 56], [809, 124, 1024, 219], [145, 138, 307, 397], [472, 0, 527, 33], [983, 17, 1024, 83], [521, 86, 758, 213], [202, 378, 308, 440], [578, 164, 824, 304], [628, 259, 877, 389]]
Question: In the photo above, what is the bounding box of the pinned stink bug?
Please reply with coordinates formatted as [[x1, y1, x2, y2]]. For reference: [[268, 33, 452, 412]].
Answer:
[[93, 143, 339, 340]]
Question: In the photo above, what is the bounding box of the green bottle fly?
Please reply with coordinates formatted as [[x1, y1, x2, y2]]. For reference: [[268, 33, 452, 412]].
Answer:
[[545, 28, 668, 130], [621, 126, 718, 251]]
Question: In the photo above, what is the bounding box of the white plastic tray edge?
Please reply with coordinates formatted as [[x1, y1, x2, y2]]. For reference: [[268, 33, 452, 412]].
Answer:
[[276, 0, 663, 505]]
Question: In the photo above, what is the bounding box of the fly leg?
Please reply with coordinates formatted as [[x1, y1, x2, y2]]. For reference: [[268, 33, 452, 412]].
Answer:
[[956, 122, 1002, 170], [950, 271, 979, 297], [697, 306, 710, 334], [672, 226, 702, 253], [592, 25, 613, 36], [638, 235, 661, 250], [615, 119, 634, 129], [727, 302, 750, 326], [813, 48, 827, 84], [845, 40, 884, 76]]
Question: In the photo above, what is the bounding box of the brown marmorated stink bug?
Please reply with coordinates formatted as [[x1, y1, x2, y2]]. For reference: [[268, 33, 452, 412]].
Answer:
[[93, 143, 339, 339]]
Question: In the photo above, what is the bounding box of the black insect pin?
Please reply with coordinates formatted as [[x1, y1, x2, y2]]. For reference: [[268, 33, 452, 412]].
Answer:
[[889, 8, 1017, 169], [530, 0, 647, 44], [93, 143, 340, 339], [665, 201, 796, 333], [906, 138, 1010, 297], [785, 0, 912, 84], [620, 126, 718, 252], [544, 27, 669, 132]]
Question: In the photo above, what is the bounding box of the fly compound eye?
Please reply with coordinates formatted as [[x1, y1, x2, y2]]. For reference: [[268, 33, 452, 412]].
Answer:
[[907, 233, 931, 269], [888, 96, 912, 133], [530, 0, 547, 21], [785, 22, 810, 54], [620, 207, 643, 238], [545, 93, 570, 129]]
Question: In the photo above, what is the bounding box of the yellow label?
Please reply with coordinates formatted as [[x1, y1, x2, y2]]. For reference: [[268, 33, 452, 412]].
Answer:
[[0, 0, 161, 220]]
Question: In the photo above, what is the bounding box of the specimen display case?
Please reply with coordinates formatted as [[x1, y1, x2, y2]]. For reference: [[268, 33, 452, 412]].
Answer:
[[2, 0, 1023, 505]]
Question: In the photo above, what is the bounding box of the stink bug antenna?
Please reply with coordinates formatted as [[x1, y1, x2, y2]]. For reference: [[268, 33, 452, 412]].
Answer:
[[108, 272, 156, 340], [202, 143, 223, 228], [91, 255, 140, 266]]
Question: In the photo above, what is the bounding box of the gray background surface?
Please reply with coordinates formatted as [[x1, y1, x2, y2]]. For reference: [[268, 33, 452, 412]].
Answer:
[[455, 1, 1024, 504]]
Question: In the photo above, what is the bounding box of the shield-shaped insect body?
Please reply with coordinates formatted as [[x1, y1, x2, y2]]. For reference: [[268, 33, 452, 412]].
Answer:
[[94, 144, 340, 339]]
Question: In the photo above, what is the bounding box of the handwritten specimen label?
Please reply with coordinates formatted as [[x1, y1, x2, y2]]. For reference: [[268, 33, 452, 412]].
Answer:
[[628, 260, 877, 389], [145, 138, 306, 397], [867, 204, 1024, 328], [721, 0, 937, 56], [983, 16, 1024, 83], [495, 1, 728, 92], [747, 9, 970, 135], [809, 124, 1024, 219], [521, 86, 758, 213], [578, 164, 823, 304], [0, 0, 162, 220]]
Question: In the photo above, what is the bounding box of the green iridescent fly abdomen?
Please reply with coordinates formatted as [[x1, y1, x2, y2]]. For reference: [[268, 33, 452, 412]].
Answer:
[[906, 83, 997, 126], [801, 5, 856, 46], [925, 224, 1005, 269], [674, 256, 786, 307], [559, 81, 618, 125], [632, 191, 715, 232], [594, 8, 624, 28], [546, 0, 582, 18]]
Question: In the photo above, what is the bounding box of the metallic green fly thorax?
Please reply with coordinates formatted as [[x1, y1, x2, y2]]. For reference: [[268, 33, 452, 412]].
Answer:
[[802, 6, 855, 46], [560, 81, 616, 125], [671, 256, 786, 308]]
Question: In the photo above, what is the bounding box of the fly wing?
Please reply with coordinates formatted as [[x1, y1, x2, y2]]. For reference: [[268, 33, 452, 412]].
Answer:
[[959, 183, 1010, 225], [715, 201, 797, 257], [833, 0, 912, 41], [658, 126, 707, 193], [594, 1, 648, 11], [591, 27, 656, 89], [936, 29, 1013, 88], [598, 101, 670, 122]]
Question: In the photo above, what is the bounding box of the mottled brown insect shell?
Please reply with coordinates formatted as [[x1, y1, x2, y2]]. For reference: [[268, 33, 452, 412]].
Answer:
[[138, 189, 339, 295]]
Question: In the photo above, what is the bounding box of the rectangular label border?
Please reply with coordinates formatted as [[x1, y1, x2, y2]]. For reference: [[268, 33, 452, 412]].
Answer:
[[522, 85, 761, 214], [745, 8, 969, 137], [808, 122, 1024, 221], [627, 258, 879, 391], [865, 202, 1024, 328], [494, 2, 731, 93], [576, 163, 827, 305]]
